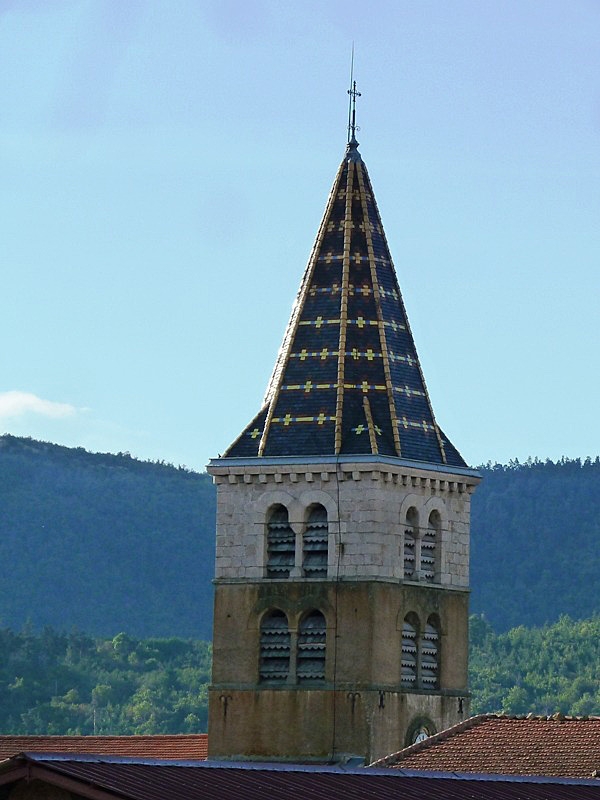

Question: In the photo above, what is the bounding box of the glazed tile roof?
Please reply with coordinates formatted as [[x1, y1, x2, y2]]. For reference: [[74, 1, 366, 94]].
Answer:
[[224, 139, 466, 468], [371, 714, 600, 779], [0, 734, 207, 761], [1, 754, 600, 800]]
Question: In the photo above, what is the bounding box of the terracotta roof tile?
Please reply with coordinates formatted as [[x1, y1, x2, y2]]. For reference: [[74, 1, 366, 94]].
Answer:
[[0, 734, 207, 761], [371, 714, 600, 778]]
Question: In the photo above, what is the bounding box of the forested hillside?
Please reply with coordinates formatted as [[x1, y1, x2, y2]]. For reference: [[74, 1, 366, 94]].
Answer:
[[0, 615, 598, 734], [470, 457, 600, 630], [0, 436, 215, 639], [0, 435, 599, 636], [0, 626, 211, 734], [469, 614, 600, 716]]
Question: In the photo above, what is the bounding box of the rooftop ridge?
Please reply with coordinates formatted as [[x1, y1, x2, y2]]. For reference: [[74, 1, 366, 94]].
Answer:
[[369, 714, 495, 767]]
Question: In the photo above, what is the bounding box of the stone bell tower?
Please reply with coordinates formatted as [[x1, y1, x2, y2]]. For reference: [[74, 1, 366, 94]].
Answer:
[[207, 106, 480, 763]]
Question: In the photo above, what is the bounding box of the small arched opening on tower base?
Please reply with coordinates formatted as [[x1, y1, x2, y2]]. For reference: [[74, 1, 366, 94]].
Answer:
[[297, 609, 327, 683], [259, 610, 291, 683]]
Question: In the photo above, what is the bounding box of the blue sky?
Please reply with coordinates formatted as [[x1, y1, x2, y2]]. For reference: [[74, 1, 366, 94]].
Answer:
[[2, 0, 599, 472]]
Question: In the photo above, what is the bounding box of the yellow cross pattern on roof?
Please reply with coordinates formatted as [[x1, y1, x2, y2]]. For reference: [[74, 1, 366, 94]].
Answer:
[[308, 284, 342, 296], [343, 382, 387, 391], [393, 385, 425, 398], [396, 417, 434, 432], [298, 318, 341, 327], [249, 428, 261, 439], [388, 351, 415, 364], [271, 414, 336, 425], [384, 320, 406, 332], [344, 349, 382, 360], [353, 424, 365, 434], [281, 382, 338, 391], [290, 349, 339, 360]]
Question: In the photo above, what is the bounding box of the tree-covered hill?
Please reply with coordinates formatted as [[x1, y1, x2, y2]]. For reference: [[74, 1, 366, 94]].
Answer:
[[0, 435, 215, 639], [0, 615, 598, 734], [469, 614, 600, 716], [0, 626, 211, 734], [0, 434, 599, 637], [470, 458, 600, 631]]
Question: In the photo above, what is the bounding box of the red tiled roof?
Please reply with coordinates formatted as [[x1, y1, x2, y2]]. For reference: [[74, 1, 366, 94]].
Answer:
[[371, 714, 600, 778], [2, 755, 600, 800], [0, 734, 207, 761]]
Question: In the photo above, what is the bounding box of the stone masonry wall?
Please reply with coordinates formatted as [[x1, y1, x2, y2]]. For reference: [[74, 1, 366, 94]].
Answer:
[[209, 461, 478, 589]]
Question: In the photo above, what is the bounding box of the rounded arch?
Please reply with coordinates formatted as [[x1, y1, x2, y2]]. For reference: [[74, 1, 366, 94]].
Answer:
[[259, 609, 290, 683], [298, 489, 338, 523], [399, 494, 423, 525], [404, 715, 437, 747], [422, 495, 448, 530], [428, 509, 442, 530], [267, 503, 289, 522], [252, 490, 303, 525], [297, 608, 327, 683], [291, 595, 334, 629], [257, 605, 288, 627]]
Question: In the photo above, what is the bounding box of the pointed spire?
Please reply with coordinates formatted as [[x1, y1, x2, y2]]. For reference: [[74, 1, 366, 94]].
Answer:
[[346, 46, 361, 160], [222, 138, 467, 468]]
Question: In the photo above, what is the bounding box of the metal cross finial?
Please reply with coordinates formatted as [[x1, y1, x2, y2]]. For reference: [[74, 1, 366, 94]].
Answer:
[[347, 46, 361, 144]]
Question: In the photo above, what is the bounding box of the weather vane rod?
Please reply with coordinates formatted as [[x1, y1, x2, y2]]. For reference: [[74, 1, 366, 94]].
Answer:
[[347, 44, 361, 143]]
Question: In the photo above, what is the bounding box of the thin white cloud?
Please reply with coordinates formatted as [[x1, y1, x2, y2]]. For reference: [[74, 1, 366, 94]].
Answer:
[[0, 391, 76, 421]]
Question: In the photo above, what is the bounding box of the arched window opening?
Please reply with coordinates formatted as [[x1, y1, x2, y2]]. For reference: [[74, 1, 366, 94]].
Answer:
[[259, 610, 290, 683], [420, 617, 439, 689], [420, 510, 440, 582], [403, 508, 418, 579], [303, 505, 328, 578], [297, 610, 326, 682], [401, 615, 418, 688], [267, 505, 295, 578]]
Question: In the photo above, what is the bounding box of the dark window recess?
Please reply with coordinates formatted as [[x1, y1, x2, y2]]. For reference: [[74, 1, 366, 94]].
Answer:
[[303, 505, 328, 577], [297, 610, 326, 682], [403, 528, 415, 578], [401, 618, 417, 688], [420, 527, 436, 581], [420, 621, 439, 689], [259, 611, 291, 683], [267, 506, 295, 578]]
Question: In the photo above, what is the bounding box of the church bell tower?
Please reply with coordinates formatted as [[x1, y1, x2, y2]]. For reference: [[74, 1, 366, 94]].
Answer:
[[207, 93, 480, 763]]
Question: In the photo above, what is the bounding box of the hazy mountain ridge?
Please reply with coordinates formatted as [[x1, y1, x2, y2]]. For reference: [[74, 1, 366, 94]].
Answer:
[[1, 434, 598, 636]]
